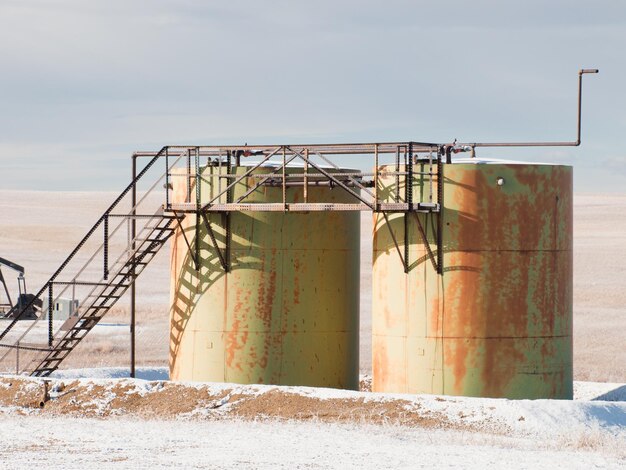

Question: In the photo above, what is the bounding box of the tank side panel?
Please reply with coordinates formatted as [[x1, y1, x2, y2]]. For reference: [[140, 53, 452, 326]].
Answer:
[[372, 163, 573, 399], [171, 166, 360, 389]]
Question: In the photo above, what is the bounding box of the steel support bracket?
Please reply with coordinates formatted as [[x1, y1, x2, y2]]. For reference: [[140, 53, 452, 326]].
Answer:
[[201, 212, 229, 272]]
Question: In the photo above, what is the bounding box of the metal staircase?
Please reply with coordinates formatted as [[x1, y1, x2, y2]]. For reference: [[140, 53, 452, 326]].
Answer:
[[0, 146, 188, 377], [0, 142, 443, 377], [28, 213, 176, 376]]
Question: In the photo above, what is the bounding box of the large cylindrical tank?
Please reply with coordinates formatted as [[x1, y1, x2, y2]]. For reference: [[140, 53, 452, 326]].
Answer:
[[170, 164, 360, 389], [372, 160, 573, 399]]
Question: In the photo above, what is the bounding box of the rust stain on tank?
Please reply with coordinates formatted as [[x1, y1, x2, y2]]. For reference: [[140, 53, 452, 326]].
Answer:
[[373, 163, 573, 399], [226, 318, 248, 371], [293, 257, 301, 305], [255, 248, 277, 330], [441, 250, 481, 394]]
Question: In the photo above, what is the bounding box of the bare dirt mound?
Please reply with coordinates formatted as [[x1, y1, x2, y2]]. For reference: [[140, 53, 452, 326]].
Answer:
[[0, 377, 473, 431]]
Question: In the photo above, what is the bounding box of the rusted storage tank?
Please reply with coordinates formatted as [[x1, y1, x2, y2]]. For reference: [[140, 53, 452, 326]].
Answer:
[[170, 164, 360, 389], [372, 160, 573, 399]]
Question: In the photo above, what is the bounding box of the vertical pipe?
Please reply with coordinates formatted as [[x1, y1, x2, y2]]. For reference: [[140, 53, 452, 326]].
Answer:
[[15, 341, 19, 375], [130, 155, 137, 378], [577, 71, 583, 145]]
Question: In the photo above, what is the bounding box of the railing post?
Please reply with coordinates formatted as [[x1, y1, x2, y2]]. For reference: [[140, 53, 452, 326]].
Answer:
[[165, 146, 170, 210], [436, 149, 444, 275], [48, 283, 53, 347], [304, 148, 309, 204], [103, 213, 109, 280], [187, 151, 192, 203], [225, 151, 232, 271], [130, 155, 137, 378], [374, 144, 379, 212], [195, 147, 202, 271], [429, 149, 433, 203], [196, 147, 201, 206], [395, 146, 400, 203], [403, 143, 413, 274], [282, 146, 287, 211]]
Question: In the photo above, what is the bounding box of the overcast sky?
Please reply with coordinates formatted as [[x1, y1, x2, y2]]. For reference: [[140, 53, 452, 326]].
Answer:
[[0, 1, 623, 191]]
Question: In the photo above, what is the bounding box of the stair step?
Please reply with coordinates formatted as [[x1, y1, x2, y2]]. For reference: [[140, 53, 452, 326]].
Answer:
[[42, 356, 65, 363], [81, 313, 103, 320], [57, 337, 80, 344], [96, 294, 122, 300], [100, 286, 126, 293], [102, 280, 130, 289]]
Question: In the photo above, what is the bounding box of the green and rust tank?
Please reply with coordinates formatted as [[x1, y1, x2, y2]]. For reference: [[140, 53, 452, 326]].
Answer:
[[372, 160, 573, 399], [169, 164, 360, 389]]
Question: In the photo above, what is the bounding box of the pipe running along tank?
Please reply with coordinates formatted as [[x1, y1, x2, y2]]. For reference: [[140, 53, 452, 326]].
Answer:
[[170, 163, 360, 389], [372, 160, 573, 399]]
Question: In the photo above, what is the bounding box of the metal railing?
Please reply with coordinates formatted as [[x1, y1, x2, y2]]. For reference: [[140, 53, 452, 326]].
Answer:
[[0, 147, 190, 374]]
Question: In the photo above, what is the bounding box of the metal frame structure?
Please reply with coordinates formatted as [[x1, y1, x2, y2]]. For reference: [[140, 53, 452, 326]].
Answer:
[[135, 141, 447, 268], [0, 68, 597, 377]]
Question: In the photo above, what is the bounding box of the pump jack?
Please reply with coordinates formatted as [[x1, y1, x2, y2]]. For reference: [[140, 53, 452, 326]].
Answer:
[[0, 257, 41, 319]]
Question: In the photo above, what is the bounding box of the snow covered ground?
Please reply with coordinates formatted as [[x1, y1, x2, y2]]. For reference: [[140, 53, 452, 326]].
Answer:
[[1, 192, 625, 467], [1, 415, 622, 470], [0, 368, 623, 469]]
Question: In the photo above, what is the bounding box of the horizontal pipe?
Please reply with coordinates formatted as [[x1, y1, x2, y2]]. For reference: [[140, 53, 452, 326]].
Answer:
[[463, 141, 580, 148]]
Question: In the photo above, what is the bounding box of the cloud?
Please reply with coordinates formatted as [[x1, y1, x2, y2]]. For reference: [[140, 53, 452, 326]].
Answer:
[[0, 0, 622, 191]]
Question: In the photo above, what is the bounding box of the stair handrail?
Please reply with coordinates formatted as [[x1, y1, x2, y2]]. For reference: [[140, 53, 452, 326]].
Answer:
[[40, 149, 188, 306], [0, 146, 171, 343]]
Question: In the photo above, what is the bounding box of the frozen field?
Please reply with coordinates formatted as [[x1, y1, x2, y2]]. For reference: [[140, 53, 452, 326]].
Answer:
[[0, 190, 624, 468], [0, 190, 625, 381], [0, 368, 624, 469]]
